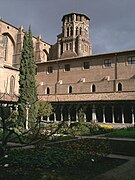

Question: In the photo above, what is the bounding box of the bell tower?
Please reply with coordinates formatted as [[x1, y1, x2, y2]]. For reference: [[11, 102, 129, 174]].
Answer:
[[57, 13, 92, 59]]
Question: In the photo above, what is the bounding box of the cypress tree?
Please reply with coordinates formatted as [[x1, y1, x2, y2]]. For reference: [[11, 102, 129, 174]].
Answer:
[[18, 27, 38, 127], [27, 26, 38, 125]]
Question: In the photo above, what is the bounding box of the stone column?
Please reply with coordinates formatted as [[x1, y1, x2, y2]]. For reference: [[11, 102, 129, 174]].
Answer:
[[60, 107, 64, 121], [84, 113, 86, 122], [112, 106, 115, 123], [103, 106, 106, 123], [92, 105, 96, 121], [60, 111, 63, 121], [68, 112, 71, 126], [122, 108, 124, 124], [47, 116, 50, 122], [54, 113, 57, 122], [76, 111, 78, 122], [67, 112, 70, 120], [131, 107, 135, 125]]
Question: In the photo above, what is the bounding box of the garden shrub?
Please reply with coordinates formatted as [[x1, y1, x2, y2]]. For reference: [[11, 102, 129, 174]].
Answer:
[[1, 138, 110, 170]]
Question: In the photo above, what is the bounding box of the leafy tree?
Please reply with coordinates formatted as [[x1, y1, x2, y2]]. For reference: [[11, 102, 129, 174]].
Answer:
[[18, 27, 38, 127], [0, 106, 23, 154], [78, 108, 85, 123], [36, 101, 53, 119]]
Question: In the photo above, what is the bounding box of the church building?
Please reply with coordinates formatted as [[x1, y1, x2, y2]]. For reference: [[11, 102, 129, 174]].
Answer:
[[0, 13, 135, 125]]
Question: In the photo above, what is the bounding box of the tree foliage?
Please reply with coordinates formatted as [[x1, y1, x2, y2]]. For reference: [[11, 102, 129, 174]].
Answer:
[[18, 27, 38, 127], [36, 100, 53, 118]]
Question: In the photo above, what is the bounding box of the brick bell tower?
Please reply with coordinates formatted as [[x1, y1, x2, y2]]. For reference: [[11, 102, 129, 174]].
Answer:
[[57, 13, 92, 59]]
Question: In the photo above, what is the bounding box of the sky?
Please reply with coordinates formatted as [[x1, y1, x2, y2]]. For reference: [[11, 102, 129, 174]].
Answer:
[[0, 0, 135, 54]]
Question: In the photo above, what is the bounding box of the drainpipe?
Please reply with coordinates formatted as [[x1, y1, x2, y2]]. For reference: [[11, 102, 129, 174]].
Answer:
[[114, 54, 118, 92], [55, 62, 60, 94]]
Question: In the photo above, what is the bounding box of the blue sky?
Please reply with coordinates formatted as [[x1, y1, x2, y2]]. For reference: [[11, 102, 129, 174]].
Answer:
[[0, 0, 135, 54]]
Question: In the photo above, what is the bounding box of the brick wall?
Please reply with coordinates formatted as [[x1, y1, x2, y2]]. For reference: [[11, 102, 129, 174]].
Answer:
[[36, 51, 135, 97]]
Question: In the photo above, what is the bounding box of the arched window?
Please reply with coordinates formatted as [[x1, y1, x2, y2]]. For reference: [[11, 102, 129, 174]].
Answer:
[[92, 84, 96, 92], [10, 75, 15, 95], [46, 87, 50, 95], [69, 86, 72, 94], [42, 49, 49, 62], [70, 27, 73, 36], [2, 33, 15, 64], [118, 83, 122, 92], [2, 35, 8, 61], [67, 27, 69, 37]]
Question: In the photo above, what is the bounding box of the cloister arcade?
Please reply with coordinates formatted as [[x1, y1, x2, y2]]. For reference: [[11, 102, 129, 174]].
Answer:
[[42, 101, 135, 125]]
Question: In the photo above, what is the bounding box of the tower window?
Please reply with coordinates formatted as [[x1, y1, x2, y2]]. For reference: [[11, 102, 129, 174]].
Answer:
[[91, 84, 96, 92], [80, 27, 82, 35], [83, 62, 90, 69], [76, 27, 78, 36], [67, 27, 69, 37], [118, 83, 122, 92], [70, 27, 73, 36], [60, 43, 63, 55], [65, 64, 70, 71]]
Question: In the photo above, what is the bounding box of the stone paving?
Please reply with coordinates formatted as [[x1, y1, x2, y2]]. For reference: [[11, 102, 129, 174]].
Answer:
[[95, 154, 135, 180]]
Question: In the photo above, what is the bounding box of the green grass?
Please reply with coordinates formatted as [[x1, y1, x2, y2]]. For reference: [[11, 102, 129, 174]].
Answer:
[[106, 127, 135, 138]]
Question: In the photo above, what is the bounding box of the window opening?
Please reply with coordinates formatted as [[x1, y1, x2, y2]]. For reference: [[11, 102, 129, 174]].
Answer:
[[46, 87, 50, 94], [83, 62, 90, 69], [92, 84, 96, 92], [69, 86, 72, 93], [65, 64, 70, 71], [118, 83, 122, 91]]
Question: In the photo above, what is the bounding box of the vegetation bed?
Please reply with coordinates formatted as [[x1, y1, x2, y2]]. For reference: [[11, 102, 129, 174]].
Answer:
[[0, 142, 127, 180]]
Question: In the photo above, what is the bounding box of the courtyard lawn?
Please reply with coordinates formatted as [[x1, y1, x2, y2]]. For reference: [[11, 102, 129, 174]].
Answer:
[[106, 127, 135, 138]]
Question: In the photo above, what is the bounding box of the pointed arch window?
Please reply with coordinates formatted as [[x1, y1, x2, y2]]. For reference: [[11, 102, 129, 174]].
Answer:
[[68, 86, 72, 94], [70, 27, 73, 36], [118, 83, 122, 92], [2, 35, 8, 61], [91, 84, 96, 92], [67, 27, 69, 37], [2, 33, 15, 64], [10, 75, 15, 95]]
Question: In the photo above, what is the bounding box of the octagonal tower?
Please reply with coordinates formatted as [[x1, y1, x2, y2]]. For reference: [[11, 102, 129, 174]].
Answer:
[[57, 13, 92, 59]]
